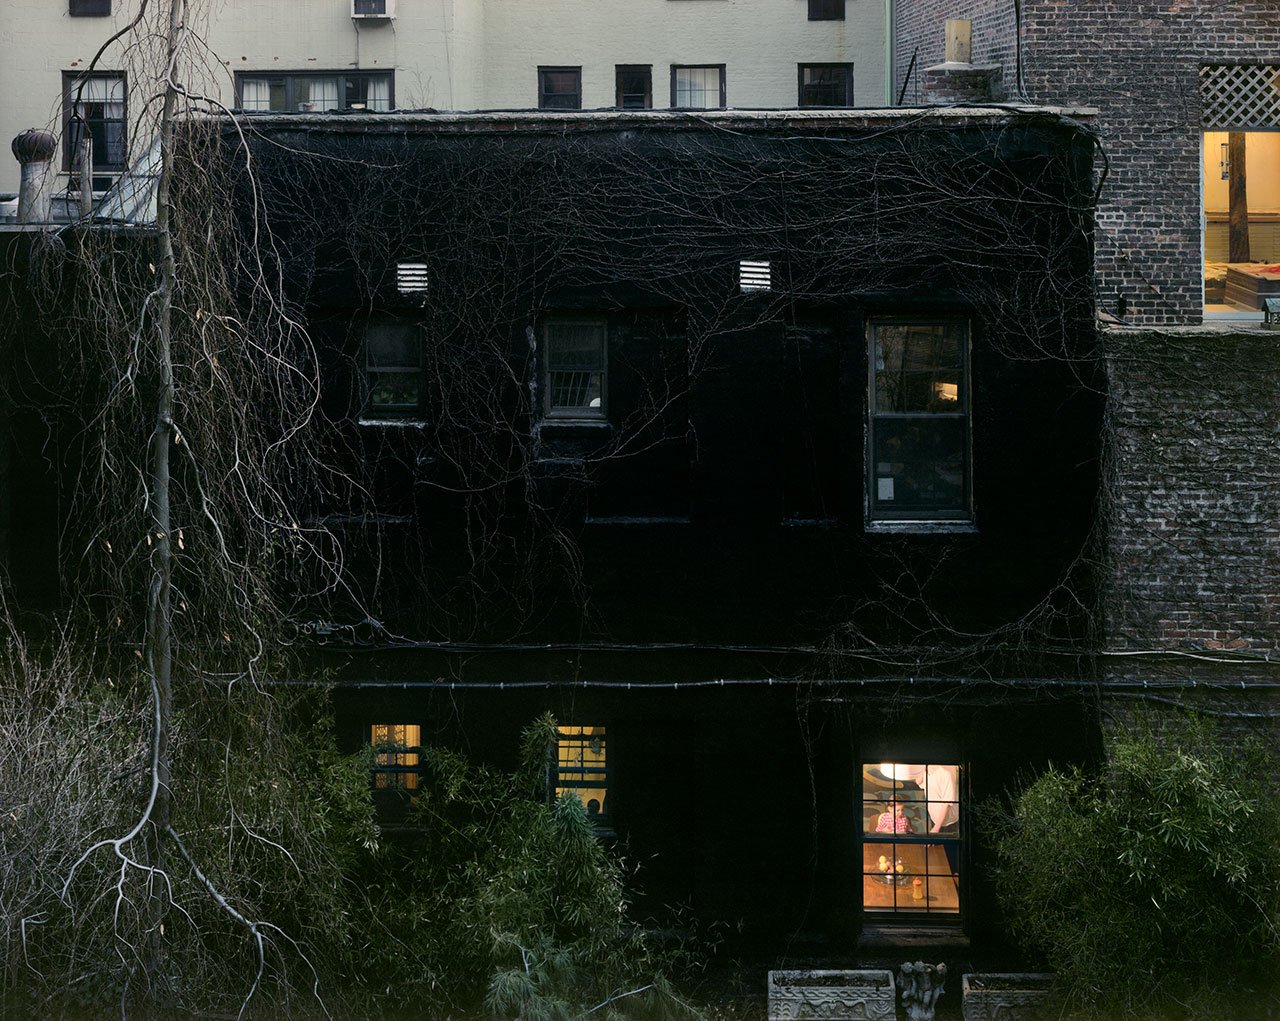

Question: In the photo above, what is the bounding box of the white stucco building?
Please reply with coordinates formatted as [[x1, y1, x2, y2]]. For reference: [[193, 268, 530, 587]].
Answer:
[[0, 0, 889, 194]]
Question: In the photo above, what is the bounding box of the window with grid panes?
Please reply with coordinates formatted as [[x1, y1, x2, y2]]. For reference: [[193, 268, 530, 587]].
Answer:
[[544, 320, 606, 419], [867, 319, 971, 523], [861, 762, 961, 916], [371, 724, 421, 790], [671, 65, 725, 109], [538, 67, 582, 110], [798, 64, 853, 107], [616, 65, 653, 110], [555, 726, 609, 826], [63, 73, 127, 175]]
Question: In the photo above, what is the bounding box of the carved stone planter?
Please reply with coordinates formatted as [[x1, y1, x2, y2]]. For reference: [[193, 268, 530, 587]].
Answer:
[[767, 969, 896, 1020], [961, 973, 1053, 1021]]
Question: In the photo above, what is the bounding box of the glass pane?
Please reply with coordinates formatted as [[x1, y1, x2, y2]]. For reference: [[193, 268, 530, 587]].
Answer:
[[618, 70, 651, 109], [547, 324, 604, 369], [801, 67, 849, 106], [296, 77, 341, 111], [549, 370, 603, 412], [556, 725, 607, 821], [366, 321, 420, 368], [874, 323, 965, 414], [675, 67, 720, 109], [368, 372, 421, 409], [371, 723, 420, 790], [541, 71, 581, 109], [871, 418, 966, 514]]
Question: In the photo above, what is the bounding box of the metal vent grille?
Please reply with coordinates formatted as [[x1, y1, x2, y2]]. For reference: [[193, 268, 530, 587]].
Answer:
[[396, 262, 429, 295], [739, 259, 772, 293], [1201, 65, 1280, 129]]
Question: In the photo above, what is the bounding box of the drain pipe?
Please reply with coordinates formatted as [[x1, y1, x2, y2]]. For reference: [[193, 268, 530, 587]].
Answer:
[[11, 129, 57, 224]]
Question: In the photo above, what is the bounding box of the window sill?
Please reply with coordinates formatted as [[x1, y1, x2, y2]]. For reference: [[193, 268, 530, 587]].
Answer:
[[859, 922, 968, 951], [865, 520, 977, 536], [357, 417, 428, 428], [585, 515, 692, 526]]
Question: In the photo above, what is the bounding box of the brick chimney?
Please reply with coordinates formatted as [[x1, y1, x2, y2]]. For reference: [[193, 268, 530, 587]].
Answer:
[[923, 19, 1002, 105]]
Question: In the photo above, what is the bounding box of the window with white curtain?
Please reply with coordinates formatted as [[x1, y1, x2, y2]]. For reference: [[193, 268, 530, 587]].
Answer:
[[236, 72, 394, 112], [63, 72, 127, 173], [671, 65, 725, 109]]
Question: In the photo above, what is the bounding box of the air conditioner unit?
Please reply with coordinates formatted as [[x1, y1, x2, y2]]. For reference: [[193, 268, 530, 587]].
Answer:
[[351, 0, 394, 19]]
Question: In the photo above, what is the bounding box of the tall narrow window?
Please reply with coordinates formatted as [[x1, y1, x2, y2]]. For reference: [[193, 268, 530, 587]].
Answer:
[[63, 73, 127, 175], [616, 65, 653, 110], [671, 65, 726, 109], [555, 725, 609, 826], [867, 319, 971, 524], [808, 0, 845, 19], [371, 724, 421, 790], [365, 319, 424, 419], [798, 64, 854, 107], [544, 320, 606, 419], [862, 762, 961, 916], [538, 67, 582, 110]]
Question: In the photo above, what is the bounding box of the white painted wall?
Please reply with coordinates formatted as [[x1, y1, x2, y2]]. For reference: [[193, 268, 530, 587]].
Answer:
[[0, 0, 886, 193]]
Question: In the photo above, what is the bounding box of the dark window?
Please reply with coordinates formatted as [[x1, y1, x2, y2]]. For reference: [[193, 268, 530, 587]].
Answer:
[[862, 762, 961, 916], [808, 0, 845, 19], [867, 319, 971, 524], [63, 73, 127, 177], [671, 65, 726, 109], [538, 67, 582, 110], [554, 726, 609, 827], [544, 320, 606, 418], [616, 65, 653, 110], [352, 0, 388, 13], [799, 63, 854, 107], [365, 320, 424, 418], [371, 724, 420, 790], [69, 0, 111, 14], [235, 71, 393, 111]]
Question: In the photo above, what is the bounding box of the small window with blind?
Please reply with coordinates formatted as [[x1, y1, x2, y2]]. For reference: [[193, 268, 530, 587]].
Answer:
[[554, 725, 609, 828], [371, 723, 421, 790], [543, 320, 607, 420], [671, 65, 726, 109]]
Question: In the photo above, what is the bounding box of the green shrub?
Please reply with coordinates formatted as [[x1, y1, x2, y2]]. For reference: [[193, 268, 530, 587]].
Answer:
[[981, 718, 1280, 1019]]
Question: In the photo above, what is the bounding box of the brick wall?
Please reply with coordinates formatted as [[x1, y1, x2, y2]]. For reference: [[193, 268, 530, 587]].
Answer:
[[893, 1, 1280, 325], [1104, 326, 1280, 683]]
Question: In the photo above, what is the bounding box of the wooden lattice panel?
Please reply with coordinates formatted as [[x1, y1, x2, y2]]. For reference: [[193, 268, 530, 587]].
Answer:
[[1201, 64, 1280, 129]]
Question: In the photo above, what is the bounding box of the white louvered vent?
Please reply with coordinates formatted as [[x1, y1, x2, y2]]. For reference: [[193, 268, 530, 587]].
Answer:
[[396, 261, 429, 296], [739, 259, 772, 293], [1201, 65, 1280, 129]]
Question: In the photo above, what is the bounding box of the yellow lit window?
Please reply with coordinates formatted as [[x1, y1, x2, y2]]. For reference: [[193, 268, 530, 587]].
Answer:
[[555, 725, 608, 824], [371, 723, 420, 790], [861, 762, 961, 916]]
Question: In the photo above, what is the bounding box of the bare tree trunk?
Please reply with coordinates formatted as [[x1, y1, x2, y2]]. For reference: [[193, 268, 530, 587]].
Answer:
[[145, 0, 183, 990]]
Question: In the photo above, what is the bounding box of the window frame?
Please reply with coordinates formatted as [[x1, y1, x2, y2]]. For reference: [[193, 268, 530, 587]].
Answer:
[[542, 318, 608, 421], [615, 65, 654, 110], [798, 63, 854, 107], [859, 760, 964, 923], [670, 64, 727, 110], [538, 66, 583, 110], [553, 725, 611, 831], [808, 0, 846, 20], [233, 70, 395, 112], [62, 71, 128, 177], [69, 0, 111, 14], [370, 723, 422, 791], [865, 316, 973, 529], [363, 317, 425, 421]]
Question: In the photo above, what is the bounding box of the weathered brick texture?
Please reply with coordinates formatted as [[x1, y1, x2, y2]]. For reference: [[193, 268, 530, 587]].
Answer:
[[1104, 326, 1280, 685], [894, 1, 1280, 326]]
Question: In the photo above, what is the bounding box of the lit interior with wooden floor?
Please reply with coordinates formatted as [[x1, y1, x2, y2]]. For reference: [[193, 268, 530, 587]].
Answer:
[[861, 763, 960, 915], [1203, 131, 1280, 313]]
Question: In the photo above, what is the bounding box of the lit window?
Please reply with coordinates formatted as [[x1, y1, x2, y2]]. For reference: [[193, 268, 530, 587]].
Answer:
[[862, 762, 961, 916], [538, 67, 582, 110], [63, 73, 127, 177], [365, 319, 423, 418], [867, 319, 971, 524], [671, 65, 725, 109], [555, 725, 609, 825], [544, 320, 606, 419], [798, 64, 854, 107], [371, 723, 421, 790], [236, 71, 393, 112], [616, 65, 653, 110]]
